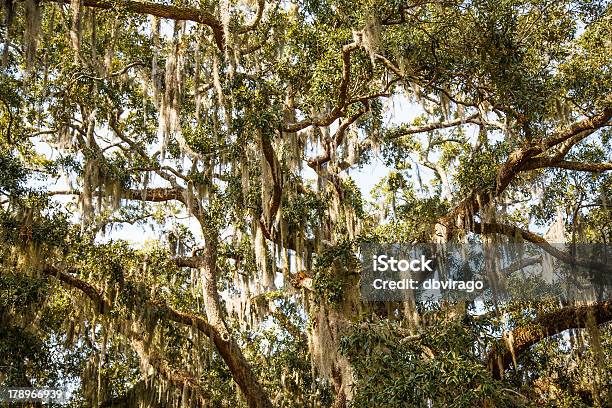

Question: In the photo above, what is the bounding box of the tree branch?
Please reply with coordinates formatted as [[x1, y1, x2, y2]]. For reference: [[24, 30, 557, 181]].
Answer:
[[129, 336, 213, 406], [46, 0, 225, 49], [488, 300, 612, 379], [386, 114, 479, 140], [174, 256, 200, 268], [473, 221, 612, 273], [237, 0, 265, 34], [283, 42, 360, 132], [42, 265, 273, 408], [308, 101, 369, 169], [260, 136, 282, 235], [122, 187, 182, 203], [438, 107, 612, 238], [523, 159, 612, 173]]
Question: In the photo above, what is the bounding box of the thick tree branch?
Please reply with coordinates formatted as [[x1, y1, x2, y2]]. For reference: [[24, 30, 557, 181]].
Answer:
[[500, 255, 543, 275], [43, 265, 273, 408], [438, 107, 612, 238], [196, 239, 274, 408], [522, 159, 612, 173], [47, 0, 225, 49], [49, 186, 206, 224], [122, 186, 182, 203], [473, 221, 612, 274], [174, 256, 200, 268], [44, 265, 110, 313], [49, 186, 192, 205], [540, 108, 612, 151], [489, 300, 612, 379], [48, 187, 174, 200]]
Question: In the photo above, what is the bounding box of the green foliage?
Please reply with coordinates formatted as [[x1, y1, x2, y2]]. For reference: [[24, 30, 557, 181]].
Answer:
[[1, 0, 611, 406], [312, 271, 344, 306], [369, 172, 449, 242], [312, 239, 358, 305], [340, 311, 518, 408], [282, 185, 328, 236], [0, 149, 27, 196], [0, 273, 82, 389], [456, 143, 509, 196], [341, 177, 365, 217], [560, 11, 612, 111]]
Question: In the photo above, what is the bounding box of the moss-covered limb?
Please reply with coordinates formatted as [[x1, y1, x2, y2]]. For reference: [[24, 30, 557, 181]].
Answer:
[[129, 336, 214, 407], [437, 106, 612, 239], [522, 159, 612, 172], [44, 0, 226, 49], [308, 101, 369, 170], [259, 135, 281, 238], [197, 237, 274, 408], [488, 300, 612, 379], [44, 265, 110, 313], [42, 264, 274, 408], [237, 0, 265, 35], [97, 378, 145, 408], [47, 186, 208, 226], [43, 266, 215, 405], [384, 113, 481, 141], [173, 256, 200, 268]]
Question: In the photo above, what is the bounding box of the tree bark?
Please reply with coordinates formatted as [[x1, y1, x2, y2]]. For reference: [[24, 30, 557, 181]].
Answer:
[[198, 237, 274, 408], [44, 263, 274, 408], [45, 0, 225, 49], [489, 300, 612, 379]]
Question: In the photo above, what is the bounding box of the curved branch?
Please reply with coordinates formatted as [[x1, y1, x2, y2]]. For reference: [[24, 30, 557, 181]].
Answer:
[[260, 136, 282, 232], [438, 107, 612, 238], [129, 336, 213, 406], [488, 300, 612, 379], [237, 0, 265, 34], [45, 265, 110, 313], [283, 42, 360, 132], [43, 265, 273, 408], [473, 221, 612, 273], [523, 159, 612, 173], [307, 101, 369, 169], [46, 0, 225, 49]]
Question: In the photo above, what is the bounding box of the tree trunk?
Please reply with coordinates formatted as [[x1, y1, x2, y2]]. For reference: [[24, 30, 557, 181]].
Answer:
[[199, 236, 274, 408]]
